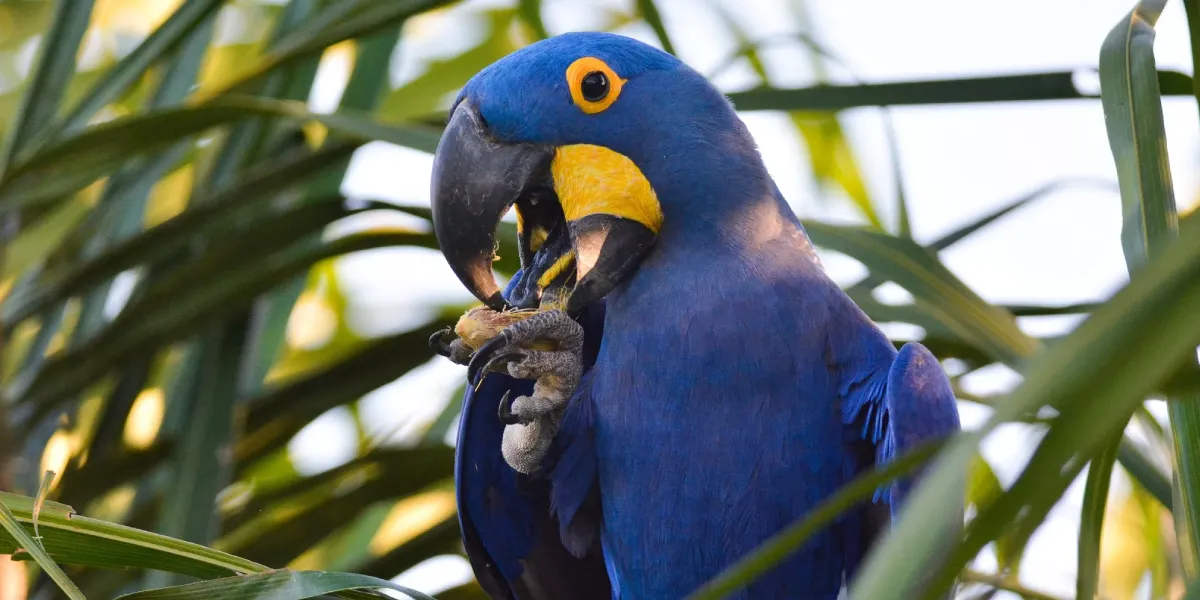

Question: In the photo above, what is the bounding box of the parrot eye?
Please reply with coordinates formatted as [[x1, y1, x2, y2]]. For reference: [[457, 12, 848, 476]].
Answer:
[[566, 56, 625, 114], [580, 72, 609, 102]]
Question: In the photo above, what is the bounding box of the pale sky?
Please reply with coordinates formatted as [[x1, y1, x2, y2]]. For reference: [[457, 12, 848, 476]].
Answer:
[[283, 0, 1200, 596]]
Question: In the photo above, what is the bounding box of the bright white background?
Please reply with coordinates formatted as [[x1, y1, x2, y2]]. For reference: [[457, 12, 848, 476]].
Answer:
[[285, 0, 1200, 596]]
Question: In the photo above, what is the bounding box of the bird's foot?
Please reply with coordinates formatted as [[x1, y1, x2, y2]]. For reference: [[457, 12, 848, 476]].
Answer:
[[469, 310, 584, 474], [467, 309, 583, 395], [487, 349, 582, 425], [431, 308, 583, 473], [429, 328, 474, 366], [502, 411, 562, 475]]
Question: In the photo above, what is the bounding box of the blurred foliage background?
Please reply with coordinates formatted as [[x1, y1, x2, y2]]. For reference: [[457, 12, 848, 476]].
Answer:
[[0, 0, 1196, 599]]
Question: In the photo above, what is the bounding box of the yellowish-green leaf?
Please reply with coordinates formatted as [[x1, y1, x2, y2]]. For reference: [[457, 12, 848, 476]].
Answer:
[[0, 493, 85, 600], [55, 0, 226, 136], [0, 0, 94, 170], [379, 9, 521, 121], [265, 261, 363, 385], [209, 0, 455, 97], [792, 112, 880, 228], [1078, 435, 1121, 600], [0, 491, 264, 578], [1098, 477, 1167, 599], [1, 189, 96, 279], [966, 455, 1023, 575]]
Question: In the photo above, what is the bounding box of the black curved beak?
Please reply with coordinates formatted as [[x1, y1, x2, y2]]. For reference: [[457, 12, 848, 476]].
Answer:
[[430, 101, 554, 311], [431, 101, 658, 313]]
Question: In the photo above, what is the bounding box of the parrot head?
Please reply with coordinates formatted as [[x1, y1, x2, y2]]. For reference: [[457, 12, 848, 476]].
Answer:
[[431, 32, 767, 312]]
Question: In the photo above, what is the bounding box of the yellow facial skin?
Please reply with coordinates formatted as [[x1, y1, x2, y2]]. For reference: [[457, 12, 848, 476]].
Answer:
[[514, 208, 549, 253], [550, 144, 663, 235], [536, 252, 576, 290]]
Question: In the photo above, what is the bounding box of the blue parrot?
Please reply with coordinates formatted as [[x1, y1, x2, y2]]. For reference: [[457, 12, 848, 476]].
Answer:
[[428, 32, 962, 599]]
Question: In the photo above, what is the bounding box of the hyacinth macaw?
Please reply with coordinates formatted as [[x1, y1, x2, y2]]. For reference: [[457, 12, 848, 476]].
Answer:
[[427, 32, 962, 599]]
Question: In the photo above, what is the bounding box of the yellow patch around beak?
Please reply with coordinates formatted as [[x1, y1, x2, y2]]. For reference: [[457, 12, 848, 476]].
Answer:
[[514, 208, 549, 252], [550, 144, 663, 234]]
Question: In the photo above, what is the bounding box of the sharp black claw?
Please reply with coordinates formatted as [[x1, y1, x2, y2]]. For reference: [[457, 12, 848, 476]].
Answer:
[[467, 333, 510, 385], [486, 349, 527, 378], [429, 328, 455, 357], [498, 390, 520, 425]]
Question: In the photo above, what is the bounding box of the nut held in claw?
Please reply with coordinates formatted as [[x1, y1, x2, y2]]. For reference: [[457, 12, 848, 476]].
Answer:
[[453, 306, 536, 351]]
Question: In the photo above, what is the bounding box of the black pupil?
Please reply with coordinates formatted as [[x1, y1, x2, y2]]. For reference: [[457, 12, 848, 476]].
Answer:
[[580, 71, 609, 102]]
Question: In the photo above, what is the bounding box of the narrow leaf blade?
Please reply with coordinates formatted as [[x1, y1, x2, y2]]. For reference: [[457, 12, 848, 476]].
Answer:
[[1098, 0, 1200, 580], [114, 569, 435, 600], [0, 491, 267, 578], [726, 70, 1192, 112], [56, 0, 226, 136], [1077, 435, 1121, 600], [0, 0, 95, 170], [636, 0, 676, 55], [0, 494, 85, 600]]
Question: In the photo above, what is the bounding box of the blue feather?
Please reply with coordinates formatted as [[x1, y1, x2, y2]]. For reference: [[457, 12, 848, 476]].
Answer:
[[548, 370, 600, 556], [456, 372, 537, 579]]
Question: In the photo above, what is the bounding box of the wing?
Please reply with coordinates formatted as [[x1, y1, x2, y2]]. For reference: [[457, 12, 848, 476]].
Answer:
[[774, 181, 961, 581], [840, 340, 962, 580], [873, 342, 962, 511], [454, 273, 611, 600]]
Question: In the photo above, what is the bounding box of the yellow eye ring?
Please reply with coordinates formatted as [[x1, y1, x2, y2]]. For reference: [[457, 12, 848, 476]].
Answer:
[[566, 57, 625, 114]]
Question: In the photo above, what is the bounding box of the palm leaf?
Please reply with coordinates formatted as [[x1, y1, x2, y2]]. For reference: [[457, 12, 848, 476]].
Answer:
[[0, 0, 94, 170], [114, 570, 434, 600], [53, 0, 226, 137], [1098, 0, 1200, 582]]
